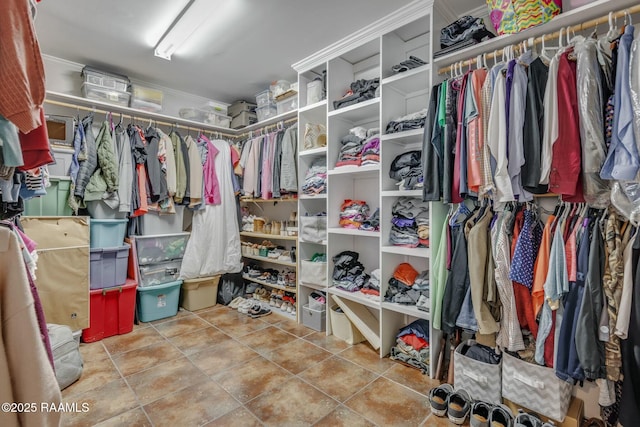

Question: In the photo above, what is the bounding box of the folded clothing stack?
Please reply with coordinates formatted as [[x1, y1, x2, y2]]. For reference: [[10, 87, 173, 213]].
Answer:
[[385, 109, 428, 134], [361, 268, 381, 296], [332, 250, 369, 292], [336, 134, 364, 167], [333, 78, 380, 110], [389, 150, 423, 191], [339, 199, 369, 229], [302, 159, 327, 195], [390, 319, 430, 374], [384, 262, 428, 307], [391, 56, 427, 74], [412, 270, 429, 294], [390, 197, 430, 248], [360, 134, 380, 166]]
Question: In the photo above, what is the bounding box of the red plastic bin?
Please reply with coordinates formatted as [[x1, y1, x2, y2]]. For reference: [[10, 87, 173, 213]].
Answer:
[[82, 279, 137, 343]]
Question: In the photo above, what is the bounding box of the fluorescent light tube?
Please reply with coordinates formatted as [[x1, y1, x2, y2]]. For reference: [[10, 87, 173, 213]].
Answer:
[[154, 0, 218, 60]]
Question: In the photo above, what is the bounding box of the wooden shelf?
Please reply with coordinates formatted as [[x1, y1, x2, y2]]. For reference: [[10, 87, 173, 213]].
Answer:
[[327, 227, 380, 238], [299, 193, 327, 200], [240, 231, 298, 241], [299, 147, 327, 157], [381, 302, 430, 320], [240, 197, 297, 203], [381, 189, 422, 198], [380, 128, 424, 144], [327, 98, 380, 122], [327, 287, 380, 309], [299, 99, 327, 114], [242, 253, 296, 267], [381, 246, 430, 258], [242, 275, 297, 293]]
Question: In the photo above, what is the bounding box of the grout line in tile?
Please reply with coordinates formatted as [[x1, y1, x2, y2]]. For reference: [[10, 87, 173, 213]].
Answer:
[[380, 368, 431, 398]]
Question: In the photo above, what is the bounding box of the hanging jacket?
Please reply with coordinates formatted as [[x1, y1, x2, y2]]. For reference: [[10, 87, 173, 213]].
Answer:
[[114, 124, 132, 213], [144, 127, 166, 203], [171, 131, 187, 203], [280, 125, 298, 192], [73, 115, 97, 198], [83, 121, 119, 203], [422, 83, 441, 202]]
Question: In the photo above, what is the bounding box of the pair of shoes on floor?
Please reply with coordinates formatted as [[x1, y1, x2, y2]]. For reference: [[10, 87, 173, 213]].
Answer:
[[238, 299, 255, 314], [229, 297, 245, 309], [248, 303, 271, 318], [280, 301, 296, 315], [428, 384, 514, 426]]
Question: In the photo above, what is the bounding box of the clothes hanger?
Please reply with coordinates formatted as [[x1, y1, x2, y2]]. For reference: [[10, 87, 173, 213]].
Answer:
[[625, 9, 632, 26], [607, 12, 618, 42]]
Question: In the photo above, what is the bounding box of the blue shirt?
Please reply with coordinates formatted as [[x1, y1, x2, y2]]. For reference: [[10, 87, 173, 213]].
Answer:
[[601, 25, 639, 180]]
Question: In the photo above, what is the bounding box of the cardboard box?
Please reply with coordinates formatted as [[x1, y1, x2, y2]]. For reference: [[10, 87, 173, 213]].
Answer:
[[503, 397, 584, 427]]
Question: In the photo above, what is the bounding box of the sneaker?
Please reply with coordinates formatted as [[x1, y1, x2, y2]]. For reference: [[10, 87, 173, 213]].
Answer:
[[514, 410, 542, 427], [238, 300, 254, 314], [416, 294, 430, 312], [229, 297, 244, 309], [249, 305, 272, 318], [489, 404, 514, 427], [447, 389, 471, 425], [470, 401, 491, 427], [428, 383, 453, 417]]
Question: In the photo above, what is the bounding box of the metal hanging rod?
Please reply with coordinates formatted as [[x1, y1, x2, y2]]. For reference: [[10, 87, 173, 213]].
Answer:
[[235, 117, 298, 140], [438, 4, 640, 75], [44, 98, 237, 139]]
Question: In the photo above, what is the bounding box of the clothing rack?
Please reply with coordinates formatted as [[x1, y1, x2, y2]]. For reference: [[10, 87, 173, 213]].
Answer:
[[43, 98, 237, 139], [235, 117, 298, 141], [437, 3, 640, 75]]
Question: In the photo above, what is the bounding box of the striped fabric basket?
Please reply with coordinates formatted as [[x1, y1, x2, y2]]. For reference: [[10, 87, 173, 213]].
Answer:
[[487, 0, 562, 35]]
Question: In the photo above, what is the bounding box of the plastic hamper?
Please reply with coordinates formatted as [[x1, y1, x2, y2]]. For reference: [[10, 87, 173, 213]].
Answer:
[[330, 305, 365, 344]]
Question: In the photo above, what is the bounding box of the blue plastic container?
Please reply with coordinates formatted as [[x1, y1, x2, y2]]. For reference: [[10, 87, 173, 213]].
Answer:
[[136, 280, 181, 322], [90, 219, 128, 248]]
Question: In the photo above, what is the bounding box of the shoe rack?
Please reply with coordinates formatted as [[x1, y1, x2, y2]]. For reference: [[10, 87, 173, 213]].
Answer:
[[239, 198, 299, 321], [294, 1, 448, 377]]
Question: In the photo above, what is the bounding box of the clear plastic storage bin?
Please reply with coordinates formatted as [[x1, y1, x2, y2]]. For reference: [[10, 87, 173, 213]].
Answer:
[[276, 95, 297, 115], [81, 82, 130, 107], [256, 104, 277, 122], [255, 90, 272, 107], [81, 66, 129, 92], [138, 260, 183, 287], [134, 233, 190, 265], [130, 85, 163, 112]]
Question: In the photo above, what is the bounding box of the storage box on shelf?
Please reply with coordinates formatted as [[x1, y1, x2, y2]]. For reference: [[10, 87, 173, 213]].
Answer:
[[24, 177, 73, 216], [228, 100, 256, 118], [89, 244, 129, 290], [180, 276, 220, 311], [130, 85, 163, 112], [82, 279, 137, 343], [136, 280, 182, 322], [81, 66, 129, 92], [231, 111, 258, 129], [270, 80, 291, 98], [81, 82, 130, 107], [256, 104, 277, 122], [255, 89, 272, 107], [276, 93, 298, 115]]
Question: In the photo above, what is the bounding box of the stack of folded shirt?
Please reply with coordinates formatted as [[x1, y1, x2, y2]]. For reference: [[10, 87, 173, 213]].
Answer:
[[361, 268, 381, 296], [332, 250, 369, 292], [390, 197, 430, 248], [389, 150, 423, 190], [301, 159, 327, 195], [412, 270, 429, 295], [385, 262, 422, 304], [359, 207, 379, 232], [335, 133, 364, 167], [390, 319, 430, 374], [360, 135, 380, 166], [385, 109, 428, 134], [333, 78, 380, 110], [339, 199, 369, 229], [391, 56, 428, 74]]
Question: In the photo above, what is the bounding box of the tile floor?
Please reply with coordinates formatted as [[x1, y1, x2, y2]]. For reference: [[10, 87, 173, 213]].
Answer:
[[61, 304, 463, 427]]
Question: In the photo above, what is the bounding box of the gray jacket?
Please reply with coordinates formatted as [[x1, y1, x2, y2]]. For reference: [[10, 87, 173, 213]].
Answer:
[[280, 124, 298, 192], [74, 115, 97, 197]]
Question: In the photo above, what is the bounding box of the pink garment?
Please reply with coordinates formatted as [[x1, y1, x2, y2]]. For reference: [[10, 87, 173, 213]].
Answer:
[[15, 228, 36, 253], [204, 140, 221, 205], [242, 138, 260, 197], [260, 133, 275, 199]]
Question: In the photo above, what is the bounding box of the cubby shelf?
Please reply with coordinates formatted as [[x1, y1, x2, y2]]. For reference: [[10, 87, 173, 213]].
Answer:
[[380, 128, 424, 144], [382, 301, 430, 320], [327, 286, 381, 310], [380, 246, 430, 258], [299, 147, 328, 157], [327, 227, 380, 238], [240, 232, 298, 241], [242, 275, 297, 293], [242, 254, 296, 267], [327, 98, 380, 121]]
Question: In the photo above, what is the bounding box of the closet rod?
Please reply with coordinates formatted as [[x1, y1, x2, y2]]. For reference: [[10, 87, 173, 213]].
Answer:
[[437, 4, 640, 75], [235, 117, 298, 140], [43, 98, 237, 139]]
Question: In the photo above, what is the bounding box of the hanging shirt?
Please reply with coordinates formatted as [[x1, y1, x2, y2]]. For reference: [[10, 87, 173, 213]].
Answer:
[[479, 70, 495, 196], [522, 58, 549, 194], [452, 72, 470, 203], [601, 25, 639, 180], [540, 53, 561, 185], [507, 61, 531, 201], [488, 70, 514, 205], [443, 78, 460, 203], [203, 138, 221, 205], [466, 68, 487, 194]]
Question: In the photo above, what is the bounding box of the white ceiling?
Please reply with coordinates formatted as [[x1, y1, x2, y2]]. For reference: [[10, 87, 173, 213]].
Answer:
[[35, 0, 481, 103]]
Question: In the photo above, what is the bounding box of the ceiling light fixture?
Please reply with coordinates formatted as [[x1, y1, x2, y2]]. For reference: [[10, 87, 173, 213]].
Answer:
[[154, 0, 218, 60]]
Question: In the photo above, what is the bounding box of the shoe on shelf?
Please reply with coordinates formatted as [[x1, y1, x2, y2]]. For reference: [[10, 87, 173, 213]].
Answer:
[[447, 389, 471, 425], [428, 383, 453, 417], [514, 409, 542, 427], [278, 251, 292, 262], [489, 404, 514, 427], [470, 401, 492, 427]]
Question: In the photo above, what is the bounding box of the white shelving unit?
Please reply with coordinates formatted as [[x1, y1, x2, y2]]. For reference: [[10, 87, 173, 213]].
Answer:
[[294, 1, 447, 377]]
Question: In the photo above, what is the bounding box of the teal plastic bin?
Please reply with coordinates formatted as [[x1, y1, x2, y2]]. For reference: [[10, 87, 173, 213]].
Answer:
[[24, 177, 73, 216], [90, 219, 128, 248], [136, 280, 181, 322]]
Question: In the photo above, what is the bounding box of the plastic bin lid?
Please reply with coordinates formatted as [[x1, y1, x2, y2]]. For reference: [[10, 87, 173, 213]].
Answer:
[[90, 278, 137, 295], [137, 280, 183, 292]]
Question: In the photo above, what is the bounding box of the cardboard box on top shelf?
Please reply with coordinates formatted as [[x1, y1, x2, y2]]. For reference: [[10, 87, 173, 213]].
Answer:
[[503, 397, 584, 427]]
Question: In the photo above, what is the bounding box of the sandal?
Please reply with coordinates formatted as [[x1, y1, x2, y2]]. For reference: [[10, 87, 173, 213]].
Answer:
[[428, 383, 453, 417], [447, 388, 471, 425]]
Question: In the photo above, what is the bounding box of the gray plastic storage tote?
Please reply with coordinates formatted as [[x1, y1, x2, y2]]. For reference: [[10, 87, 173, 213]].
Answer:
[[454, 339, 502, 404], [501, 351, 572, 422]]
